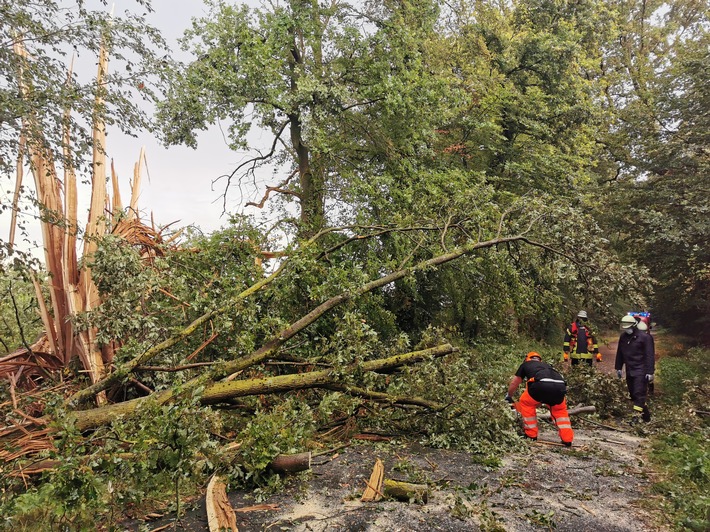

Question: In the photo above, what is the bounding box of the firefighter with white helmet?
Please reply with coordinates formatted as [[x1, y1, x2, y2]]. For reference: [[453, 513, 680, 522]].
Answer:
[[563, 310, 601, 365], [615, 314, 655, 423]]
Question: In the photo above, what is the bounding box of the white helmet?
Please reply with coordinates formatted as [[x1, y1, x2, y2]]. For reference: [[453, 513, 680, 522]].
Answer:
[[577, 310, 588, 319], [637, 320, 648, 331], [620, 315, 637, 329]]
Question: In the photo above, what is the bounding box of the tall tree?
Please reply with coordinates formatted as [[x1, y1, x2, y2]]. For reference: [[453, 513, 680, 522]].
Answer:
[[595, 0, 709, 335], [157, 0, 456, 236]]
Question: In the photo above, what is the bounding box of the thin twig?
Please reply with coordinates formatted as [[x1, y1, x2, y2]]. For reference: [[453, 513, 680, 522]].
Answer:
[[577, 416, 629, 432]]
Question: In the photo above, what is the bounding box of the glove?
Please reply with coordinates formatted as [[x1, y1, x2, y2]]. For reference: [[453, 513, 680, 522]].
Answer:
[[646, 374, 654, 383], [596, 353, 602, 362], [505, 394, 513, 404], [616, 370, 622, 379], [563, 352, 569, 362]]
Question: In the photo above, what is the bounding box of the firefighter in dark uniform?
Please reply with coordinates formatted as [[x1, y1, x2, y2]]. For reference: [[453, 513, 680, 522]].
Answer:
[[506, 352, 574, 446], [615, 314, 655, 423], [563, 310, 601, 366]]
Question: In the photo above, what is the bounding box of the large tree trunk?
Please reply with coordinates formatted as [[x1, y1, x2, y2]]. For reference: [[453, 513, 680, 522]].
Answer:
[[71, 344, 455, 431]]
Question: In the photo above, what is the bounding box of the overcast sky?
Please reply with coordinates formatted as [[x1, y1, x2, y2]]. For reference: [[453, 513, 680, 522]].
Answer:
[[1, 0, 268, 257], [106, 0, 271, 233]]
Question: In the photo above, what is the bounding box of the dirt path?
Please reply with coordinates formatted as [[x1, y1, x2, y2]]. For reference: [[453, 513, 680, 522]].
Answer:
[[598, 336, 619, 375], [127, 334, 669, 531], [131, 421, 663, 531]]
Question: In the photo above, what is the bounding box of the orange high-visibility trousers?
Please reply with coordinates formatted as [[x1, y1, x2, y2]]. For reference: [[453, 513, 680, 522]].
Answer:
[[515, 389, 574, 444]]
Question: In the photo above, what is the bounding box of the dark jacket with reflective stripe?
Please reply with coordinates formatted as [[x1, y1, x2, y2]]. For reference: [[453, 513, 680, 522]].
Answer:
[[515, 360, 567, 405], [614, 330, 655, 377], [563, 320, 599, 358]]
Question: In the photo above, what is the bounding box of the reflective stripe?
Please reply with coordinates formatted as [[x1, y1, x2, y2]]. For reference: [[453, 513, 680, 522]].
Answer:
[[633, 405, 644, 412], [555, 417, 570, 423], [539, 378, 566, 384], [556, 423, 572, 429], [524, 423, 537, 429], [522, 416, 537, 421]]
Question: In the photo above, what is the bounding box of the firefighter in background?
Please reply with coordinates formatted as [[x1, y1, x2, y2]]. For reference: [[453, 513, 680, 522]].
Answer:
[[636, 318, 655, 394], [505, 352, 574, 447], [563, 310, 601, 365], [615, 314, 655, 423]]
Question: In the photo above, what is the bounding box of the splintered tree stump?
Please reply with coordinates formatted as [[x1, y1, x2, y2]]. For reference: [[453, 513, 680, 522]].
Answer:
[[361, 458, 385, 502], [268, 452, 312, 473], [383, 479, 429, 503]]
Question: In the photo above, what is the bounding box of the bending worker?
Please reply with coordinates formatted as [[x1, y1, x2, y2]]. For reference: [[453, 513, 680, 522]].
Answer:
[[506, 352, 574, 447], [563, 310, 601, 365], [615, 314, 655, 423]]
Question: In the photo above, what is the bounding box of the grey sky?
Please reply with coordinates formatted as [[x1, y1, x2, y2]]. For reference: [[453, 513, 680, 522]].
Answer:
[[108, 0, 268, 234]]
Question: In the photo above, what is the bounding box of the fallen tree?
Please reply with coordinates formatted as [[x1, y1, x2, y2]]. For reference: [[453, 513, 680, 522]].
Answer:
[[69, 343, 455, 432], [68, 229, 568, 413]]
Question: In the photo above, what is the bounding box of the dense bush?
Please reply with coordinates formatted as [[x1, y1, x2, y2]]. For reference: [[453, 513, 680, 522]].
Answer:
[[649, 346, 710, 530]]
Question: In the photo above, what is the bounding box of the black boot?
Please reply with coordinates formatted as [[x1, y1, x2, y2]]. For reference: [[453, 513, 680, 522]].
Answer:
[[642, 406, 651, 423]]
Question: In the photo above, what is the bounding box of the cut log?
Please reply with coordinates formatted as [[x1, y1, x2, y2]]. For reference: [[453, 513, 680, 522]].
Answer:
[[538, 405, 595, 421], [361, 458, 385, 502], [268, 452, 311, 473], [383, 479, 429, 503], [206, 474, 238, 532]]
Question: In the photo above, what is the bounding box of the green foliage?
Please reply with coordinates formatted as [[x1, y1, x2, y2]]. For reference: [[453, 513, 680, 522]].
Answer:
[[651, 430, 710, 531], [652, 345, 710, 433], [157, 0, 456, 233], [525, 509, 557, 529], [647, 346, 710, 530], [1, 393, 219, 530], [596, 0, 710, 337], [0, 266, 43, 356], [563, 365, 629, 419], [0, 0, 170, 254], [80, 235, 165, 348], [382, 341, 528, 459], [227, 398, 315, 497]]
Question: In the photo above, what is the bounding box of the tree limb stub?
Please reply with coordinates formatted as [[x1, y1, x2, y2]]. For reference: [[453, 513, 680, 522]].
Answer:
[[383, 479, 429, 503], [538, 405, 595, 420], [323, 383, 446, 411]]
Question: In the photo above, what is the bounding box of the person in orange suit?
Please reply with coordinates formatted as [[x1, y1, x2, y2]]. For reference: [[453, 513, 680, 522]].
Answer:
[[506, 352, 574, 447]]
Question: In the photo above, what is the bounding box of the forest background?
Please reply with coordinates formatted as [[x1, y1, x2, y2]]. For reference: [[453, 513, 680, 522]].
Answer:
[[0, 0, 707, 530]]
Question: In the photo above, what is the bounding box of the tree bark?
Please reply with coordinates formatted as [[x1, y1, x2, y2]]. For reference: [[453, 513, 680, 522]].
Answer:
[[538, 405, 595, 420], [71, 344, 455, 431], [383, 479, 429, 503]]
